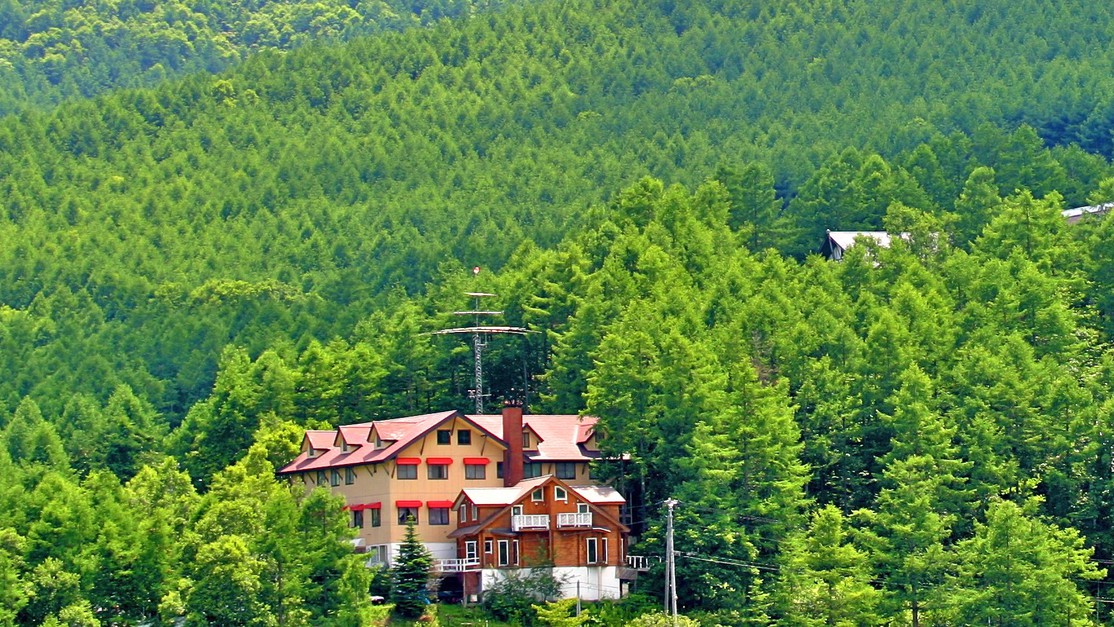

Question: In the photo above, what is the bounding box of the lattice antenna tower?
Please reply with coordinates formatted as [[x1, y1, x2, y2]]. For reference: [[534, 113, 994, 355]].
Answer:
[[429, 267, 532, 413]]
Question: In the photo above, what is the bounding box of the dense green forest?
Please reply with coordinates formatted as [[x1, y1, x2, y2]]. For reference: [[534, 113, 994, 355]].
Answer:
[[6, 0, 1114, 624], [0, 0, 516, 114]]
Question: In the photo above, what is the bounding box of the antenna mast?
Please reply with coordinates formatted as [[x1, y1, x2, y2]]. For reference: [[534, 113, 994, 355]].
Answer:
[[429, 267, 532, 413]]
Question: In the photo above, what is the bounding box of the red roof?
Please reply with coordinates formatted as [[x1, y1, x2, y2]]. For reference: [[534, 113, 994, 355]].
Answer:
[[278, 411, 600, 475], [469, 414, 601, 462]]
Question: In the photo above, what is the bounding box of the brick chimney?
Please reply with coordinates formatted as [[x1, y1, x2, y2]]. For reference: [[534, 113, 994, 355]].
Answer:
[[502, 399, 524, 487]]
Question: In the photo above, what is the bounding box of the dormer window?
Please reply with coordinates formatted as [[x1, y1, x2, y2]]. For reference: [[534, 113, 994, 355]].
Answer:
[[522, 430, 531, 449], [374, 435, 385, 449], [308, 448, 318, 458]]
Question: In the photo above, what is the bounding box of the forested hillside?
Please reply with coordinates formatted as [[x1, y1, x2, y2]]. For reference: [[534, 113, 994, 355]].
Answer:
[[0, 0, 514, 114], [5, 0, 1114, 623]]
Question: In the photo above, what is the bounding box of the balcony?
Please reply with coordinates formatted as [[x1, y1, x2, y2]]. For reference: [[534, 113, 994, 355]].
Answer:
[[626, 555, 658, 571], [556, 512, 593, 528], [434, 557, 480, 572], [511, 514, 550, 530]]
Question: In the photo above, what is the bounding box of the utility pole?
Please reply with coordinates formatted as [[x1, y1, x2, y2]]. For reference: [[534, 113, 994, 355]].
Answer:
[[428, 267, 533, 414], [665, 498, 679, 626]]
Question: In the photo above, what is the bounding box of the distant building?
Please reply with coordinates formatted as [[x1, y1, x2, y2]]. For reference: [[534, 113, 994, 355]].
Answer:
[[1062, 202, 1112, 224], [820, 230, 899, 260], [277, 403, 635, 600]]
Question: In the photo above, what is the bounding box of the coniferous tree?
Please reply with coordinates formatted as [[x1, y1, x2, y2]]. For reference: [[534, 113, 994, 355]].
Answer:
[[942, 499, 1103, 625], [775, 505, 883, 626], [390, 516, 432, 619]]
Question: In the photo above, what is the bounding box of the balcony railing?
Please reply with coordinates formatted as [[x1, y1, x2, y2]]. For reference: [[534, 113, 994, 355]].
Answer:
[[557, 512, 593, 528], [626, 555, 658, 571], [511, 514, 550, 530], [434, 557, 480, 572]]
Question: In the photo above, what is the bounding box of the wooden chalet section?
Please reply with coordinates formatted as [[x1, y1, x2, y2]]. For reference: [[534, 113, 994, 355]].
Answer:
[[277, 404, 611, 568], [447, 475, 628, 568], [446, 475, 631, 601]]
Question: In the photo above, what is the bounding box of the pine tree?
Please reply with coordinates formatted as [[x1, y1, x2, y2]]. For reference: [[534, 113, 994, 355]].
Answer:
[[390, 516, 432, 619]]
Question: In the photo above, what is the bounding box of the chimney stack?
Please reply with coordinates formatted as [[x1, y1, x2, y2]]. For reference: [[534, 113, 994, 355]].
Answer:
[[502, 399, 524, 487]]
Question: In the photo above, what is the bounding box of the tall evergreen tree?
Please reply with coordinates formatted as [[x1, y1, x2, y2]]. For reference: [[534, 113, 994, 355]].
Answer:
[[390, 516, 432, 619], [942, 499, 1103, 626]]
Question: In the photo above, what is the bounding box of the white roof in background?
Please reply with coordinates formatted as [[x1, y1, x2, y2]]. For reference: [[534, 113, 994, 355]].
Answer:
[[1062, 203, 1113, 220], [826, 231, 894, 250]]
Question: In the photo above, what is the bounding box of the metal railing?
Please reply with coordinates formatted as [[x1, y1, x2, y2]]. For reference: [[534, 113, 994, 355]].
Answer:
[[556, 512, 593, 528], [511, 514, 550, 530]]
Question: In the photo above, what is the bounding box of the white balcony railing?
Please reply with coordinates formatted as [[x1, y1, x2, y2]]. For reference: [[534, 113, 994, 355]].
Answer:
[[556, 512, 593, 528], [512, 514, 550, 530], [435, 557, 480, 572], [626, 555, 658, 570]]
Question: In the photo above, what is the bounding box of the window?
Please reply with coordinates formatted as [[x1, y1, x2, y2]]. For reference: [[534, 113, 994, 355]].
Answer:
[[398, 465, 417, 480], [484, 540, 493, 554], [498, 540, 509, 566], [465, 463, 486, 480], [522, 431, 531, 448], [369, 545, 388, 565], [398, 507, 418, 525], [458, 429, 471, 445], [531, 488, 544, 502], [524, 462, 543, 479], [437, 429, 451, 445], [496, 462, 504, 479], [577, 502, 589, 514], [370, 508, 381, 527], [375, 435, 385, 449], [472, 504, 478, 521], [602, 538, 610, 564], [330, 470, 341, 486], [458, 504, 467, 522], [345, 467, 356, 485], [429, 507, 450, 525], [352, 509, 364, 528], [316, 470, 327, 485], [465, 541, 478, 561], [554, 486, 567, 502], [586, 538, 598, 564], [428, 464, 449, 480], [512, 540, 520, 565], [555, 462, 577, 480]]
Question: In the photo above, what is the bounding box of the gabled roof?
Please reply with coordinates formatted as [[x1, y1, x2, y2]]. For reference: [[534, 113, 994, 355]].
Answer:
[[455, 475, 625, 508], [468, 414, 600, 461], [450, 475, 628, 538], [280, 410, 489, 474], [279, 411, 601, 474], [336, 424, 371, 448], [456, 476, 552, 507]]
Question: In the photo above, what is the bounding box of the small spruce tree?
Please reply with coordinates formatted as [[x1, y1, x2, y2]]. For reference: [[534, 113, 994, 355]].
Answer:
[[390, 516, 432, 618]]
